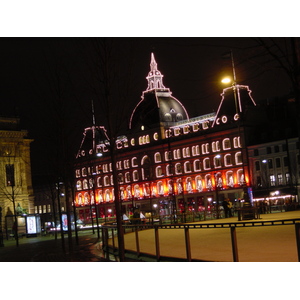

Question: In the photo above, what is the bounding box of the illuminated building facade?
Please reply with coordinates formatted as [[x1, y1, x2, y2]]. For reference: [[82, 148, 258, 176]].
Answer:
[[74, 53, 297, 221], [0, 117, 35, 229]]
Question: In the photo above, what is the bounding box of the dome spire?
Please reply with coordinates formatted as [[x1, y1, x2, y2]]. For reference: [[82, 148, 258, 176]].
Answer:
[[146, 53, 165, 90]]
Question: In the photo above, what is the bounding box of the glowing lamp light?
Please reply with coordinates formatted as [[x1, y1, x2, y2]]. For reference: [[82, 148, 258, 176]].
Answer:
[[221, 77, 231, 84]]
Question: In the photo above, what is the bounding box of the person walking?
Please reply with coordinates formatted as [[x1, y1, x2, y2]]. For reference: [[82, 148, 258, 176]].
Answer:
[[222, 198, 229, 218]]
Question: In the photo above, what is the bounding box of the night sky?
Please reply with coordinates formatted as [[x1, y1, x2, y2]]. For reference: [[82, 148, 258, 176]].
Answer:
[[0, 37, 294, 182]]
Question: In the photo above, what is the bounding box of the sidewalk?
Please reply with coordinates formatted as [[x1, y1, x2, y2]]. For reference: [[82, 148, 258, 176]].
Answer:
[[106, 210, 300, 262], [0, 230, 107, 262]]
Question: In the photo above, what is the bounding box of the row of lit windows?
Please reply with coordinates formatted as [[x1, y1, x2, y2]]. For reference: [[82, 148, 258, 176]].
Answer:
[[256, 172, 290, 187], [34, 204, 52, 214], [76, 153, 243, 190], [75, 169, 245, 205], [75, 137, 242, 178]]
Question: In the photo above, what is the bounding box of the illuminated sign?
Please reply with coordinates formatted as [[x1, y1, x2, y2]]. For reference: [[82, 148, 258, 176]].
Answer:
[[26, 216, 37, 235]]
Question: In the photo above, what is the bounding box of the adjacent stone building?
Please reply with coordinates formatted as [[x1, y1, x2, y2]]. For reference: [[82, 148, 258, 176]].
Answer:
[[0, 117, 34, 230]]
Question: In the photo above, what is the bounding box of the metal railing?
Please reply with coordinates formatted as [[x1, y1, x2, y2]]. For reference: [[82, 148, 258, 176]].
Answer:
[[101, 218, 300, 262]]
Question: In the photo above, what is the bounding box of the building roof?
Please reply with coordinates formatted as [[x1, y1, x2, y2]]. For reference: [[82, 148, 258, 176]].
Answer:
[[129, 53, 189, 131]]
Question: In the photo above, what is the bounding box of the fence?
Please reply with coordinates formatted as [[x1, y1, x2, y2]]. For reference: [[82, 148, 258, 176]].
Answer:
[[101, 218, 300, 262]]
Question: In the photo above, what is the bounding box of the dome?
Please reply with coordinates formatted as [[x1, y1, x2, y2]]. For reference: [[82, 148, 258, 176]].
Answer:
[[129, 53, 189, 131]]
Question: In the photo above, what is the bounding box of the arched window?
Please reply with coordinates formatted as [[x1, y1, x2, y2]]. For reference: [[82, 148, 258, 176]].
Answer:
[[166, 164, 173, 176], [132, 157, 138, 167], [82, 167, 87, 177], [103, 176, 110, 186], [186, 177, 193, 193], [154, 152, 162, 163], [193, 159, 201, 171], [76, 180, 82, 190], [235, 152, 243, 165], [175, 163, 182, 174], [97, 177, 102, 187], [184, 161, 192, 173], [157, 181, 164, 195], [141, 155, 151, 180], [83, 179, 88, 189], [133, 170, 139, 181], [195, 176, 203, 192], [156, 166, 163, 177], [223, 138, 231, 150], [224, 154, 232, 166], [203, 157, 211, 170], [226, 171, 234, 188]]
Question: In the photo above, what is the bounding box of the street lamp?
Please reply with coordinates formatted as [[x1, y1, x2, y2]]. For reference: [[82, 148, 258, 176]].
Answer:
[[221, 77, 232, 84]]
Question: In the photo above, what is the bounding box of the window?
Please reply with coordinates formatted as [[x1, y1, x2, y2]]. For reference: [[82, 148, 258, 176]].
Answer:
[[118, 173, 124, 184], [175, 163, 182, 174], [201, 143, 209, 154], [212, 141, 220, 152], [125, 172, 131, 183], [274, 145, 279, 153], [132, 157, 138, 167], [203, 158, 211, 170], [192, 145, 200, 156], [173, 149, 181, 160], [268, 159, 273, 169], [166, 164, 173, 176], [193, 159, 201, 171], [76, 180, 82, 190], [255, 161, 260, 171], [254, 149, 259, 156], [285, 173, 290, 184], [235, 152, 242, 165], [267, 147, 272, 154], [5, 164, 15, 186], [278, 174, 283, 185], [82, 167, 87, 177], [184, 161, 192, 173], [233, 137, 241, 148], [257, 176, 262, 187], [83, 179, 88, 189], [283, 157, 289, 167], [133, 170, 139, 181], [155, 166, 163, 177], [165, 151, 172, 161], [270, 175, 275, 186], [276, 158, 281, 168], [154, 152, 162, 163], [224, 154, 232, 167], [223, 138, 231, 150], [183, 147, 190, 158], [124, 160, 130, 169], [214, 156, 222, 168], [103, 176, 110, 186]]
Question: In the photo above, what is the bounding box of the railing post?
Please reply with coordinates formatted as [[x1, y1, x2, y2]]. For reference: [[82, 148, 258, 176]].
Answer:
[[295, 223, 300, 262], [111, 228, 115, 250], [184, 226, 192, 262], [154, 226, 160, 261], [135, 227, 140, 257], [102, 227, 110, 261], [230, 226, 239, 262]]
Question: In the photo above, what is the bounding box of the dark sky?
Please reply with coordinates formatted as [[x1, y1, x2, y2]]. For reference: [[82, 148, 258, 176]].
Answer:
[[0, 37, 294, 182]]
